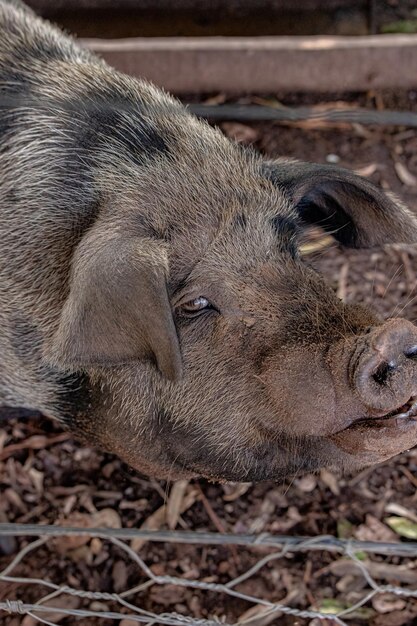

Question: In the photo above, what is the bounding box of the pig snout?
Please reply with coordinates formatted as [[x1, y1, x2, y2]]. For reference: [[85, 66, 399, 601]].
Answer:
[[330, 318, 417, 465], [352, 319, 417, 415]]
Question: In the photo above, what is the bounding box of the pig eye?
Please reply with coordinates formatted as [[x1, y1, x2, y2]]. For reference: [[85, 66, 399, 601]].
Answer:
[[179, 296, 214, 317]]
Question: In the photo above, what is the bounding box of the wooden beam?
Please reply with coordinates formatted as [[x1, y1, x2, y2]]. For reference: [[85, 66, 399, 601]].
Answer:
[[83, 34, 417, 94]]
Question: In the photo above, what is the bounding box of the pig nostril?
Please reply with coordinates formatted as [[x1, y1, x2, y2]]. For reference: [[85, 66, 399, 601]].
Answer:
[[405, 346, 417, 360], [372, 361, 396, 386]]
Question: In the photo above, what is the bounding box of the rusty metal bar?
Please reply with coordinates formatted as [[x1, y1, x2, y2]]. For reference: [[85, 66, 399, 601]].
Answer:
[[187, 104, 417, 125]]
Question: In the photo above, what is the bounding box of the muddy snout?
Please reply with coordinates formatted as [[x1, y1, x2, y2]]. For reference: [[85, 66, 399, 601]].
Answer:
[[353, 319, 417, 414]]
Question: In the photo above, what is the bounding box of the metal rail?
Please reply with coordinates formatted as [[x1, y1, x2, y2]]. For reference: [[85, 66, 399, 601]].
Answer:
[[1, 523, 417, 557]]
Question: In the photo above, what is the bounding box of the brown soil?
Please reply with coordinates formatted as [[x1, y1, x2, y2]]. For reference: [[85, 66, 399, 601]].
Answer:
[[1, 93, 417, 626]]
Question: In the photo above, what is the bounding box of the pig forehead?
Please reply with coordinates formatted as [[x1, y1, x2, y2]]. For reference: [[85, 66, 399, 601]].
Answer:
[[205, 206, 299, 257], [171, 210, 300, 288], [162, 178, 298, 283]]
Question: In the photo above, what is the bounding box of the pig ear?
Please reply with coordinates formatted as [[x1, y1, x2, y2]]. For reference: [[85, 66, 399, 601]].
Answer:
[[48, 230, 182, 381], [263, 160, 417, 247]]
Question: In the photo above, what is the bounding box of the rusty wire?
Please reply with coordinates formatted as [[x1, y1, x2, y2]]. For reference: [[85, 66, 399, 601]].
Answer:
[[1, 523, 417, 625], [187, 104, 417, 127]]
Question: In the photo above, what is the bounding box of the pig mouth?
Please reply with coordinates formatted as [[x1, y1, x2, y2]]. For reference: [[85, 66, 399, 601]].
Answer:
[[349, 396, 417, 430], [328, 396, 417, 461], [329, 395, 417, 460]]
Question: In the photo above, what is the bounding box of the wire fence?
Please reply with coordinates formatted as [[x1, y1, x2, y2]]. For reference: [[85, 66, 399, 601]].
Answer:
[[1, 523, 417, 626]]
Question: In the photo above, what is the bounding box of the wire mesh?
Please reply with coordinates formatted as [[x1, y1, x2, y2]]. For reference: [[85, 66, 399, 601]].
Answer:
[[1, 523, 417, 625]]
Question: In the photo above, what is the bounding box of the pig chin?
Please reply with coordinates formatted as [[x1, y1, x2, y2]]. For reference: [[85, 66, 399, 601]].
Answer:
[[97, 395, 417, 483], [96, 413, 417, 482], [185, 418, 417, 482]]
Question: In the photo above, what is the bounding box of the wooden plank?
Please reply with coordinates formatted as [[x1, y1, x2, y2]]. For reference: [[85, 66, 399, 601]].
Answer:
[[83, 34, 417, 94]]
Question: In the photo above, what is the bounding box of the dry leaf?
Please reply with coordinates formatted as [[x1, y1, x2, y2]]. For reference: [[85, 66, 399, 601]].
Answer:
[[90, 537, 103, 555], [385, 502, 417, 523], [0, 433, 70, 460], [372, 609, 417, 626], [300, 235, 334, 255], [354, 515, 398, 543], [394, 161, 417, 186], [296, 474, 317, 492], [4, 488, 26, 513], [28, 467, 44, 495], [320, 469, 340, 495], [220, 122, 259, 144], [22, 595, 80, 625], [223, 482, 252, 501], [329, 558, 417, 585], [89, 601, 110, 612], [92, 508, 122, 529], [54, 508, 121, 553], [203, 93, 226, 105], [167, 479, 189, 530], [112, 559, 128, 592], [238, 603, 282, 625], [131, 505, 167, 552], [132, 487, 198, 551], [238, 587, 300, 625], [354, 163, 379, 177], [372, 593, 406, 614], [0, 430, 8, 454]]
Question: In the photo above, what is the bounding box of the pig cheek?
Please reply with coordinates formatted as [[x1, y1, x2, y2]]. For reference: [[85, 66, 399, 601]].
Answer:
[[259, 351, 339, 436]]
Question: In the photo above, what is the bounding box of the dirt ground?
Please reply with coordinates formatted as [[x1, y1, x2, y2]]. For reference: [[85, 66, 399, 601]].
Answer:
[[1, 91, 417, 626]]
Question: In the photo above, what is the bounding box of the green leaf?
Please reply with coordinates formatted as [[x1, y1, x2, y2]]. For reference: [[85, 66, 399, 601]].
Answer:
[[385, 516, 417, 539], [318, 599, 346, 614], [337, 518, 353, 539], [381, 20, 417, 34], [317, 599, 373, 619]]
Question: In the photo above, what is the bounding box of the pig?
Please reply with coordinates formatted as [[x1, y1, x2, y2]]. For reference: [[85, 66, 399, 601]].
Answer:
[[1, 0, 417, 482]]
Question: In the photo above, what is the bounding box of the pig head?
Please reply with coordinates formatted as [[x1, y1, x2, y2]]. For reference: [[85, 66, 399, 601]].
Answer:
[[1, 0, 417, 482]]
